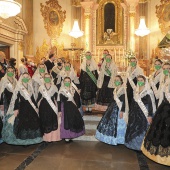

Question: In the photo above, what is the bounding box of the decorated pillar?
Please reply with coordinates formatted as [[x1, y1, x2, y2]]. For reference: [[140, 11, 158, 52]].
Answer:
[[126, 0, 139, 51], [81, 1, 98, 52]]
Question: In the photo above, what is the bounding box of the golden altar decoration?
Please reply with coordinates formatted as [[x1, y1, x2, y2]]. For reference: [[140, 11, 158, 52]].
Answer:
[[35, 39, 68, 63], [156, 0, 170, 34], [96, 0, 123, 45], [40, 0, 66, 38]]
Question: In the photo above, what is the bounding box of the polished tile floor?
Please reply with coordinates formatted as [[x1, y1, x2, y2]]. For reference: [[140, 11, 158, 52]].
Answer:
[[0, 141, 169, 170]]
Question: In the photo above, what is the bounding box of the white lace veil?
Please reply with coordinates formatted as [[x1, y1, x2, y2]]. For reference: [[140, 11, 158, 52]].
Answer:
[[0, 68, 17, 98], [32, 64, 48, 84], [57, 63, 79, 85], [6, 73, 35, 116], [113, 75, 129, 123], [134, 75, 156, 114], [97, 56, 118, 88], [80, 52, 98, 72], [57, 78, 76, 105]]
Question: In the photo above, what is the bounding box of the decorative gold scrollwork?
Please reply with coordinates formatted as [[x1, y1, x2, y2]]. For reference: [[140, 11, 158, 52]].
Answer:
[[96, 0, 123, 45], [156, 0, 170, 34], [40, 0, 66, 38]]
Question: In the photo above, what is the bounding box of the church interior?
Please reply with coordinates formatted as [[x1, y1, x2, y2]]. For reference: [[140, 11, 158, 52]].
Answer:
[[0, 0, 170, 170]]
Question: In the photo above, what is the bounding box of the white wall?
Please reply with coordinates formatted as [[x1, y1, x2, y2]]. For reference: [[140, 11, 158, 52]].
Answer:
[[33, 0, 72, 54]]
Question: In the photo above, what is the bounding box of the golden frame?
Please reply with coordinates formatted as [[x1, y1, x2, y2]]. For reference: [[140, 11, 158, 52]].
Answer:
[[156, 0, 170, 34], [40, 0, 66, 38], [96, 0, 123, 45]]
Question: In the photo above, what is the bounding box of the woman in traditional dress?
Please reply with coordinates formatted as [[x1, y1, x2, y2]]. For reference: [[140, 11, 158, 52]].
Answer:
[[141, 63, 170, 166], [32, 63, 48, 100], [125, 57, 143, 106], [79, 51, 98, 113], [37, 73, 61, 142], [58, 77, 85, 142], [57, 62, 80, 90], [149, 59, 163, 107], [125, 75, 156, 151], [0, 67, 17, 143], [2, 73, 42, 145], [96, 75, 128, 145], [51, 58, 63, 87], [95, 54, 117, 111]]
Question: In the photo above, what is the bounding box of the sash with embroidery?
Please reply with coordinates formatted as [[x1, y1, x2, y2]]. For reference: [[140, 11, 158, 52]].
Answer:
[[21, 86, 38, 115], [127, 67, 142, 90], [105, 67, 111, 77], [39, 86, 58, 115], [60, 88, 76, 106], [86, 66, 97, 85], [71, 82, 79, 94], [114, 87, 128, 123], [149, 72, 161, 99], [114, 88, 123, 111], [134, 92, 149, 118]]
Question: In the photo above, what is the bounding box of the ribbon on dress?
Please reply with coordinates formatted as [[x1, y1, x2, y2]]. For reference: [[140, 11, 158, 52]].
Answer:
[[39, 86, 58, 115], [20, 86, 38, 115], [105, 67, 112, 77], [86, 66, 97, 85], [134, 91, 149, 118]]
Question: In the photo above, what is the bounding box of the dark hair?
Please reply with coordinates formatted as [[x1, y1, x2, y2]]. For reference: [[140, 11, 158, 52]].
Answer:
[[21, 57, 25, 62], [22, 72, 29, 76], [7, 66, 14, 72], [129, 57, 136, 61], [163, 62, 170, 67], [44, 73, 52, 78], [155, 59, 163, 64], [9, 58, 16, 65], [137, 75, 146, 81], [65, 62, 71, 67], [104, 49, 109, 54], [38, 63, 45, 67], [49, 53, 54, 59], [21, 57, 27, 63], [64, 76, 71, 82], [115, 75, 123, 84], [105, 54, 112, 59], [86, 51, 91, 55]]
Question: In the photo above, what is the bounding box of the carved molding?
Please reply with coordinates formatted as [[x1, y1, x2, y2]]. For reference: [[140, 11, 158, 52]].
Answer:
[[14, 16, 28, 34], [156, 0, 170, 34], [40, 0, 66, 38], [96, 0, 124, 45], [35, 39, 68, 63]]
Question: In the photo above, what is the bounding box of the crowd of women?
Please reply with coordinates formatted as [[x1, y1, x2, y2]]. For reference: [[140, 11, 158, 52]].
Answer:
[[0, 50, 169, 166]]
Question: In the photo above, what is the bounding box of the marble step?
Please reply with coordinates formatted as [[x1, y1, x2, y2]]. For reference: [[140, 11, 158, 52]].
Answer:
[[83, 115, 102, 121], [84, 120, 99, 130], [74, 129, 98, 142]]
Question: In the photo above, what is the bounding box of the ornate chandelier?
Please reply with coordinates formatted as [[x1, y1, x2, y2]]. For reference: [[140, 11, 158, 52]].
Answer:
[[0, 0, 22, 19], [135, 16, 150, 37], [69, 20, 84, 38]]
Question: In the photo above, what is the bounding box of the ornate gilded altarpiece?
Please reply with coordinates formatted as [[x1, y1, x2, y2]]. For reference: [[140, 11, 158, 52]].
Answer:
[[156, 0, 170, 34], [96, 0, 124, 45], [35, 39, 68, 63], [40, 0, 66, 37]]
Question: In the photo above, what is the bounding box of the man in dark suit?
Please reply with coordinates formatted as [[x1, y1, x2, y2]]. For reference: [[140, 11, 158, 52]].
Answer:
[[44, 53, 55, 73]]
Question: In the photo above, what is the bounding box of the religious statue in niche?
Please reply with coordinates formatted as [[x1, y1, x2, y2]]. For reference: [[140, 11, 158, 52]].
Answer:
[[104, 3, 117, 44], [97, 0, 123, 45]]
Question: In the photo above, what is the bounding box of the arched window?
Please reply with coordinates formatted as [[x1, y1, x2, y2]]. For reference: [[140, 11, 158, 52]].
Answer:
[[104, 3, 115, 32]]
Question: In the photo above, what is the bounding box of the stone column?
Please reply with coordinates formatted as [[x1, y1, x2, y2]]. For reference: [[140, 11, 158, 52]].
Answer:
[[126, 0, 139, 51], [81, 1, 98, 52]]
